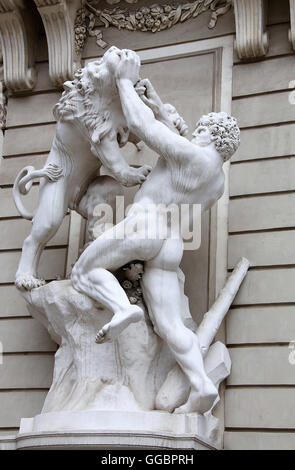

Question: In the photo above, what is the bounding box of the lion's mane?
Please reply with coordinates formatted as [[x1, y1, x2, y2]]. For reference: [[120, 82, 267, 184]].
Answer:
[[53, 60, 115, 144]]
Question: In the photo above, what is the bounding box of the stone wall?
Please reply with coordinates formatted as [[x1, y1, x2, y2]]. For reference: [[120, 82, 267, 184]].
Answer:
[[0, 0, 294, 450], [225, 2, 295, 450], [0, 32, 62, 434], [0, 0, 235, 436]]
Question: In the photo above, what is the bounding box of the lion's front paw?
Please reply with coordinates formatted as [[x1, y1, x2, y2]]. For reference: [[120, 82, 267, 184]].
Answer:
[[15, 274, 46, 291], [123, 165, 152, 187]]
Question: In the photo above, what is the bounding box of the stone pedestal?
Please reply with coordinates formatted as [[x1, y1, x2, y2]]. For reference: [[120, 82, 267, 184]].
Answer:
[[12, 410, 219, 450], [1, 273, 234, 451], [0, 409, 219, 449]]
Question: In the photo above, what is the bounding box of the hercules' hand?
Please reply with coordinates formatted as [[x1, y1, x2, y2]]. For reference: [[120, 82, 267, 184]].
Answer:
[[135, 78, 163, 116], [115, 50, 141, 85]]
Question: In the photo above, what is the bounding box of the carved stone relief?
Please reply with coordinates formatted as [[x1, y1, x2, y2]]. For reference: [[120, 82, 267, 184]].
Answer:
[[75, 0, 232, 51]]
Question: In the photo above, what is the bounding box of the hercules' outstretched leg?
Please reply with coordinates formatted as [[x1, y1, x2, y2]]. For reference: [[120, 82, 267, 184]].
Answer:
[[141, 238, 218, 414], [72, 264, 144, 343]]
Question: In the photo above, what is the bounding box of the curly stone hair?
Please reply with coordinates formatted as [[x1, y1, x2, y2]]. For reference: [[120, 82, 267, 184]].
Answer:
[[196, 112, 240, 161]]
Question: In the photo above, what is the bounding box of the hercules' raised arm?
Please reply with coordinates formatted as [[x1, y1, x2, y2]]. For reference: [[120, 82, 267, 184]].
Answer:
[[115, 50, 197, 164], [135, 78, 188, 137]]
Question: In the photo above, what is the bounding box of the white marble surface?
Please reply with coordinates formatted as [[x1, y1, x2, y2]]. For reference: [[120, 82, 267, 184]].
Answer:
[[11, 47, 247, 448]]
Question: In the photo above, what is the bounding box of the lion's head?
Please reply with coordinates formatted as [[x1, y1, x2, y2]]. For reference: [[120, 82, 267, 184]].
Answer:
[[53, 47, 127, 145]]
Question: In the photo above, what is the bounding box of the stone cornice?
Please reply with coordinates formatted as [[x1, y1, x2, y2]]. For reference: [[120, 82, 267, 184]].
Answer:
[[233, 0, 269, 60], [0, 0, 37, 93], [34, 0, 82, 88]]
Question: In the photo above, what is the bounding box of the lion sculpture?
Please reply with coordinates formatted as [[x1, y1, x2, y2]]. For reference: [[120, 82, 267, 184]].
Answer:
[[13, 46, 151, 290]]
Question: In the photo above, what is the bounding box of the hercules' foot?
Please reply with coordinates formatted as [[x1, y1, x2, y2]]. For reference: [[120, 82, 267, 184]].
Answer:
[[95, 305, 144, 344], [174, 380, 218, 415]]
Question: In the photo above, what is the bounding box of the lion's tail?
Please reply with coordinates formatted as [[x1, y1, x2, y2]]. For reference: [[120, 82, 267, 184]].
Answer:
[[13, 166, 36, 220]]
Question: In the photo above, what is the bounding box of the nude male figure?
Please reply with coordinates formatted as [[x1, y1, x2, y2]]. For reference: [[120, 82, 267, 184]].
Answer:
[[71, 49, 240, 414]]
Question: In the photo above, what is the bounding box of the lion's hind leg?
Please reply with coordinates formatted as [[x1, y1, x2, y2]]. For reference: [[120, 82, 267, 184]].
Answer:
[[15, 179, 68, 291]]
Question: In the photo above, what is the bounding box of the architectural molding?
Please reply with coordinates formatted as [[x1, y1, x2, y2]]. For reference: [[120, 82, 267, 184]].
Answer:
[[75, 0, 232, 52], [0, 0, 37, 93], [0, 81, 7, 129], [289, 0, 295, 50], [34, 0, 81, 88], [1, 427, 218, 450], [233, 0, 269, 60]]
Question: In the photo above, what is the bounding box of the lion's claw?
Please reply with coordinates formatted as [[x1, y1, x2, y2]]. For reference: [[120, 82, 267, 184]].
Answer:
[[15, 274, 46, 291], [121, 164, 152, 187]]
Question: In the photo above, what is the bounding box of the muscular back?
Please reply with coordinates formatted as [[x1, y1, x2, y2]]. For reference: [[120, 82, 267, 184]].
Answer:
[[134, 144, 225, 212]]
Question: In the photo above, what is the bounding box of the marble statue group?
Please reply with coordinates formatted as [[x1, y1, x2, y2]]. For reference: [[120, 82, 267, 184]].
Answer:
[[12, 47, 247, 441]]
